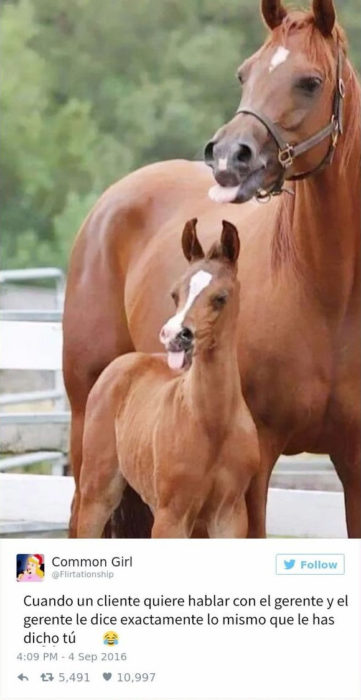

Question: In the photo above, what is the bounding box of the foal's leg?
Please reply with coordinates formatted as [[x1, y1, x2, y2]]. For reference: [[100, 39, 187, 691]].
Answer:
[[76, 388, 126, 538], [77, 471, 126, 538], [207, 497, 248, 538], [191, 522, 209, 538], [151, 508, 195, 538]]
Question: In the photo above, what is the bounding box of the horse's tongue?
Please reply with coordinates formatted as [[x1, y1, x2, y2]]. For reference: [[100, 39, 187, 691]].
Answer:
[[167, 351, 185, 370], [208, 184, 239, 204]]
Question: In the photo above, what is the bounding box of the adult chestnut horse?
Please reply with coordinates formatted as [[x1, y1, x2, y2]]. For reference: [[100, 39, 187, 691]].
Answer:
[[64, 0, 360, 538]]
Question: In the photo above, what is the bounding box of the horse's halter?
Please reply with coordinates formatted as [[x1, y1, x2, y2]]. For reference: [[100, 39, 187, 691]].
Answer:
[[236, 46, 345, 201]]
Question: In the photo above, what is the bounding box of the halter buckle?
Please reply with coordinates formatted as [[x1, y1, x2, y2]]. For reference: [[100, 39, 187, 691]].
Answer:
[[255, 189, 272, 203], [338, 78, 345, 99], [331, 115, 339, 147], [278, 145, 294, 169]]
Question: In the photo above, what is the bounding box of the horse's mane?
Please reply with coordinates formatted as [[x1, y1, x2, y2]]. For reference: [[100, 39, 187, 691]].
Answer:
[[268, 11, 361, 270]]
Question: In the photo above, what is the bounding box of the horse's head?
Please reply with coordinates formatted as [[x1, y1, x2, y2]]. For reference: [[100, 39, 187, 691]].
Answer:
[[204, 0, 346, 203], [160, 218, 240, 370]]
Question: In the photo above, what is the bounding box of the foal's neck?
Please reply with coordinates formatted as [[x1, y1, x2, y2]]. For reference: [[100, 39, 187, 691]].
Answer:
[[184, 323, 242, 433]]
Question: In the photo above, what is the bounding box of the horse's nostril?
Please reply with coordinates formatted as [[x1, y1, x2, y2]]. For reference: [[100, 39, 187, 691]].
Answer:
[[160, 326, 168, 342], [236, 143, 253, 164], [179, 327, 193, 342], [204, 140, 215, 166]]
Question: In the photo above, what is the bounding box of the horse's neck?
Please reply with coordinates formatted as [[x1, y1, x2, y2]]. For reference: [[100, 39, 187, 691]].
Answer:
[[291, 139, 360, 317], [184, 333, 242, 432]]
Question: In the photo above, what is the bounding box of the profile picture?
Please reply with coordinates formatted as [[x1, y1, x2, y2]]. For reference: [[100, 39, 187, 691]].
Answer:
[[16, 554, 45, 582]]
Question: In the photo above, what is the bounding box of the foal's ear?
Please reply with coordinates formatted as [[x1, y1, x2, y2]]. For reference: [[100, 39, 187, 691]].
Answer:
[[261, 0, 287, 30], [181, 218, 205, 262], [220, 220, 241, 264], [312, 0, 336, 36]]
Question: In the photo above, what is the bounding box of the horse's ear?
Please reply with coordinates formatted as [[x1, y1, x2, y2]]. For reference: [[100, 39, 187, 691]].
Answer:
[[181, 218, 204, 262], [220, 220, 240, 264], [261, 0, 287, 30], [312, 0, 336, 36]]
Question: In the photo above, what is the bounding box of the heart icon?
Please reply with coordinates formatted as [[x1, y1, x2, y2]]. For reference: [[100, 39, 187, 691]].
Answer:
[[103, 673, 112, 681]]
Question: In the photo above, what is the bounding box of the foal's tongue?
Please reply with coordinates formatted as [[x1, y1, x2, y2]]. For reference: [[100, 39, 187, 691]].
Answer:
[[167, 351, 185, 370], [208, 184, 239, 204]]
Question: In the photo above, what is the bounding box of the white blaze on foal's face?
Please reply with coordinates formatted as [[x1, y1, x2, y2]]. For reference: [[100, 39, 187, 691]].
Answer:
[[160, 270, 213, 370], [269, 46, 290, 73]]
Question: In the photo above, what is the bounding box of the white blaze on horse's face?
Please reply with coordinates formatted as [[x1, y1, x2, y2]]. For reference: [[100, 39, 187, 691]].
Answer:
[[269, 46, 290, 73], [159, 270, 213, 346], [218, 157, 228, 171]]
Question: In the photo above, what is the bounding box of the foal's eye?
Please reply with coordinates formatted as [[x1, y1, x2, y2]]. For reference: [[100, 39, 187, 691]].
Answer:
[[296, 76, 323, 94], [211, 292, 228, 310], [171, 291, 179, 305]]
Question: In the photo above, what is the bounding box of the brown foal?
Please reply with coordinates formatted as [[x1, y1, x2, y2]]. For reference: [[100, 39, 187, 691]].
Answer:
[[76, 220, 259, 538]]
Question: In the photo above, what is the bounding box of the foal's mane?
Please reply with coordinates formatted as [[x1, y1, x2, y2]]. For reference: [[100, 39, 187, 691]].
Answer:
[[267, 11, 361, 270]]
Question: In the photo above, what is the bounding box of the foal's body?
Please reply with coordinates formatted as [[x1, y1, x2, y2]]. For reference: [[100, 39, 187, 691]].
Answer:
[[78, 353, 256, 538], [77, 223, 259, 538]]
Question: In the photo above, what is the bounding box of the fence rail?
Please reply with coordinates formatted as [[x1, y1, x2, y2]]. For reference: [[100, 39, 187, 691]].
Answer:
[[0, 389, 64, 406], [0, 267, 65, 283], [0, 310, 63, 322], [0, 452, 65, 475]]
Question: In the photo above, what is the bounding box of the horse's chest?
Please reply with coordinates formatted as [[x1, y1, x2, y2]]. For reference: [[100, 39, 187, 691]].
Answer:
[[242, 339, 359, 450], [242, 348, 330, 436]]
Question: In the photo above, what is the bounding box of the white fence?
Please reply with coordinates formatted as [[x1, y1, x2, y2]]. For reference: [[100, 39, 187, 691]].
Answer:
[[0, 268, 67, 486], [0, 268, 346, 537], [0, 473, 347, 537]]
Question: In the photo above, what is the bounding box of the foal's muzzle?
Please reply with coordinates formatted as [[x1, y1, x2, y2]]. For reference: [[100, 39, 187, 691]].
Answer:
[[159, 323, 194, 351], [169, 327, 194, 353], [160, 325, 194, 371]]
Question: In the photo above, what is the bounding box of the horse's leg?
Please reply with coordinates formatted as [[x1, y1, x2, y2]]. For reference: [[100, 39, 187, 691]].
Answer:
[[67, 402, 88, 538], [63, 237, 153, 538], [331, 446, 361, 538], [245, 431, 281, 538], [245, 473, 269, 537]]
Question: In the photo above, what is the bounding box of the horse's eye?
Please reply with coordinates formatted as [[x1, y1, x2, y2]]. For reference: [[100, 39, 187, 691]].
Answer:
[[171, 291, 179, 305], [296, 76, 322, 93], [211, 292, 228, 310]]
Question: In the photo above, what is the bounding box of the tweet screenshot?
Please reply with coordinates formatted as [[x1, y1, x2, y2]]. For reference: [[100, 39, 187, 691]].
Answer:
[[0, 540, 360, 700], [1, 0, 361, 699]]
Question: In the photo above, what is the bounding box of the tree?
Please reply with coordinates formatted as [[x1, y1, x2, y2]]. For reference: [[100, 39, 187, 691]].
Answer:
[[1, 0, 360, 270]]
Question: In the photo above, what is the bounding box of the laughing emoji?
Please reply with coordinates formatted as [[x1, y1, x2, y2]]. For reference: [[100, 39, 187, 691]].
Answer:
[[103, 630, 119, 646]]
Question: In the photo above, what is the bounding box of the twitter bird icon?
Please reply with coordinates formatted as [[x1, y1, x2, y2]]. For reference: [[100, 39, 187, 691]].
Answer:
[[283, 559, 296, 570]]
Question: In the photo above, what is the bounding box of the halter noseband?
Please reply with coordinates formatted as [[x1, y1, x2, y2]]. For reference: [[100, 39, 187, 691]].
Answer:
[[235, 47, 345, 200]]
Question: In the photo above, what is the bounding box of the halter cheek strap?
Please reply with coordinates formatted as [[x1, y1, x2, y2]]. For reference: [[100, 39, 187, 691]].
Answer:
[[235, 47, 345, 197]]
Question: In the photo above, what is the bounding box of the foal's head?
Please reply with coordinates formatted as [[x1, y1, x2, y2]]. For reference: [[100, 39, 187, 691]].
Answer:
[[160, 219, 240, 370], [205, 0, 351, 203]]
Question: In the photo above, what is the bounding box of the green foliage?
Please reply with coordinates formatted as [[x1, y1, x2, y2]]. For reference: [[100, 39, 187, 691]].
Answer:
[[1, 0, 360, 270]]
